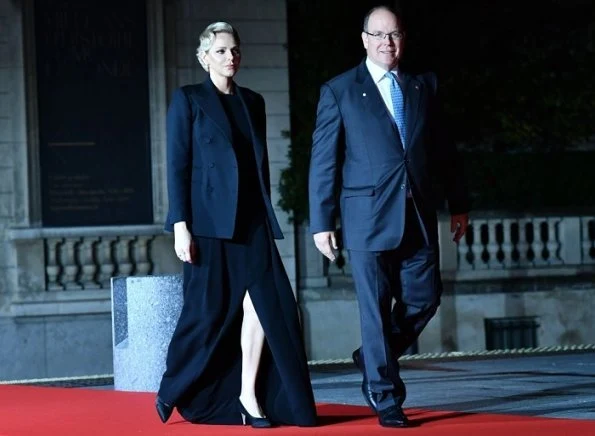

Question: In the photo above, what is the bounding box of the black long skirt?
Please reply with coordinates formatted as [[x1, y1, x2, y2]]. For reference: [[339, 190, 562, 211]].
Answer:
[[157, 218, 317, 426]]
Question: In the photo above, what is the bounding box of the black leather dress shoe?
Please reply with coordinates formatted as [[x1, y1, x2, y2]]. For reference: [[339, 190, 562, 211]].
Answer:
[[361, 382, 378, 413], [378, 405, 409, 428], [155, 396, 173, 423], [352, 349, 378, 413]]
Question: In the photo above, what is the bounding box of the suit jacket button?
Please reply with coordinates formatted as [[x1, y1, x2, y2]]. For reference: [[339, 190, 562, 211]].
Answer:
[[209, 163, 215, 168], [401, 184, 406, 190], [206, 137, 212, 143]]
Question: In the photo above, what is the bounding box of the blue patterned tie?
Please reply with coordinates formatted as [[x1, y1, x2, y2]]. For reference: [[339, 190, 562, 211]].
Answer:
[[386, 71, 406, 148]]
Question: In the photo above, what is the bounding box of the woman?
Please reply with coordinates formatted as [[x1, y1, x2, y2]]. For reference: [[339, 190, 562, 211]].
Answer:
[[154, 22, 317, 428]]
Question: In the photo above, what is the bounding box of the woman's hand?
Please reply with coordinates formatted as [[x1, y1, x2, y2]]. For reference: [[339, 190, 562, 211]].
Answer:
[[173, 221, 195, 263]]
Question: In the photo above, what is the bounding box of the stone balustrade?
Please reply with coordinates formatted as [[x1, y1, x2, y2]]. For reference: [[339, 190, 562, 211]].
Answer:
[[306, 214, 595, 287], [452, 215, 594, 280], [43, 235, 155, 291], [7, 225, 177, 295], [8, 214, 593, 295], [458, 216, 594, 267]]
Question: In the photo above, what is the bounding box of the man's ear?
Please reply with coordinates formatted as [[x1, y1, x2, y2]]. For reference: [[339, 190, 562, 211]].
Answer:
[[361, 32, 369, 49]]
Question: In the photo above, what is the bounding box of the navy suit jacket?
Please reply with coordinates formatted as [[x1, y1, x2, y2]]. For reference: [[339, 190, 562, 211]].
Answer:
[[308, 60, 469, 251], [165, 79, 283, 240]]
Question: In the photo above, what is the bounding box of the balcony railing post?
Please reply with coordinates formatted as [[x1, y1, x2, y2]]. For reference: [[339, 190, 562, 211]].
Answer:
[[438, 215, 459, 272], [560, 217, 582, 265]]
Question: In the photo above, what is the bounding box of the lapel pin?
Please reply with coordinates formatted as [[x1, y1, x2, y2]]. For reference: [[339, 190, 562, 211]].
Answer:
[[415, 85, 419, 90]]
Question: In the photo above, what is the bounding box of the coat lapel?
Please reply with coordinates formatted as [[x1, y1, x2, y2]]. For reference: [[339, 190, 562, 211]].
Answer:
[[356, 62, 400, 136], [194, 79, 233, 142], [402, 73, 422, 148], [356, 61, 404, 151]]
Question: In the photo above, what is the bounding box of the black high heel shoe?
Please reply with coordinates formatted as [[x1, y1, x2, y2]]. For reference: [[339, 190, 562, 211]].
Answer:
[[155, 396, 173, 423], [238, 399, 273, 428]]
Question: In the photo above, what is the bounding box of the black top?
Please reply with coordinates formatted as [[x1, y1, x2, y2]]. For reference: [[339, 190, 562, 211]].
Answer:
[[219, 92, 266, 242]]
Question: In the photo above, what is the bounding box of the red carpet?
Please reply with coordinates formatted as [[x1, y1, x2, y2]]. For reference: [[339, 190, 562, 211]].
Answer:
[[0, 385, 593, 435]]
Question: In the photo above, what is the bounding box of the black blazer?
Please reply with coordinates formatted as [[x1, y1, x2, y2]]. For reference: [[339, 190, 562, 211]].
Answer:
[[165, 79, 283, 240], [309, 60, 469, 250]]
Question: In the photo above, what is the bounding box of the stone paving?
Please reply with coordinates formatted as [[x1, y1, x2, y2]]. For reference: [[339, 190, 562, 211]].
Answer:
[[310, 351, 595, 420]]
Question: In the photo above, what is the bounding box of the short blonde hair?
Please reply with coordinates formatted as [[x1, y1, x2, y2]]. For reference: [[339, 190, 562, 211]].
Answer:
[[196, 22, 241, 71]]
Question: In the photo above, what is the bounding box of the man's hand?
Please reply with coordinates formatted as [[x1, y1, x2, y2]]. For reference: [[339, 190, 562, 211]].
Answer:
[[313, 231, 338, 262], [173, 221, 195, 263], [450, 213, 469, 243]]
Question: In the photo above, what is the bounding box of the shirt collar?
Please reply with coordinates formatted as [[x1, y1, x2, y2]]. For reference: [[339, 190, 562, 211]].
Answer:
[[365, 58, 401, 84]]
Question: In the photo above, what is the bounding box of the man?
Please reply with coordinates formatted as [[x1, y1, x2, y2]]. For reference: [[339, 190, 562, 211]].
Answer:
[[308, 5, 470, 428]]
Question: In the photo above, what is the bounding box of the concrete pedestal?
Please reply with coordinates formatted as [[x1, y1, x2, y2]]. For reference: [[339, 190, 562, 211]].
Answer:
[[111, 274, 183, 392]]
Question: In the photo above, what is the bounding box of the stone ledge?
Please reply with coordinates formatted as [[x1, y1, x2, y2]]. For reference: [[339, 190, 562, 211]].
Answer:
[[10, 289, 111, 317], [444, 274, 595, 295], [6, 225, 167, 240], [443, 265, 595, 282], [307, 272, 595, 298]]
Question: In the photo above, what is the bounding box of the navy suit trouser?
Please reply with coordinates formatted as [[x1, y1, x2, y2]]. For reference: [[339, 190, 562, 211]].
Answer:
[[348, 200, 442, 410]]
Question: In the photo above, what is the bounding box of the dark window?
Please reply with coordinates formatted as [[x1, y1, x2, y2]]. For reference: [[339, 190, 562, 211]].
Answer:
[[484, 316, 539, 350]]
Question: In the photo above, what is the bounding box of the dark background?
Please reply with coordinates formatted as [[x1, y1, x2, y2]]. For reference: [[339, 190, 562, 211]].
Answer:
[[280, 0, 595, 223], [35, 0, 153, 227]]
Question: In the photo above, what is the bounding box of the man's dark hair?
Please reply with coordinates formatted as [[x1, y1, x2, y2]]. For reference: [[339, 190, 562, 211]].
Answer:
[[362, 5, 404, 32]]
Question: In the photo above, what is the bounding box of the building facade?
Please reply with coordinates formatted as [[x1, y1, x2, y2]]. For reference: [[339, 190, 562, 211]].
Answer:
[[1, 0, 594, 381], [0, 0, 299, 380]]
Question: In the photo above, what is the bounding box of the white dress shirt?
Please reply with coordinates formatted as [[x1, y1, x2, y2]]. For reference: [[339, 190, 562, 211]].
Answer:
[[365, 58, 402, 119], [365, 58, 411, 197]]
